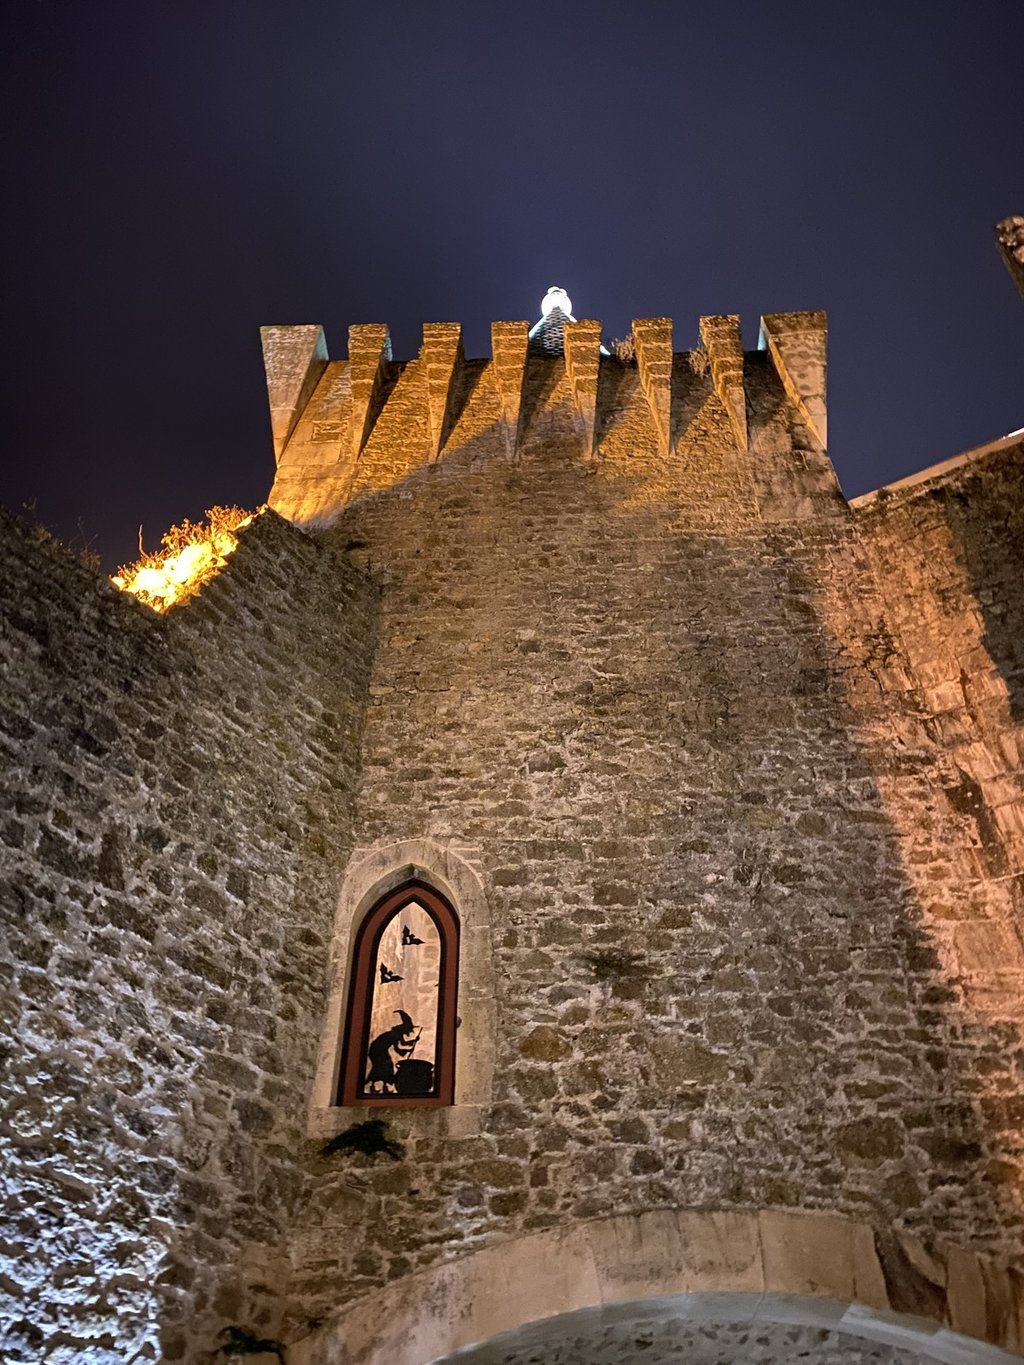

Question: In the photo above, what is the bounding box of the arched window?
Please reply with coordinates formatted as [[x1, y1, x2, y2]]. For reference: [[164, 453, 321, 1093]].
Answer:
[[338, 881, 459, 1107]]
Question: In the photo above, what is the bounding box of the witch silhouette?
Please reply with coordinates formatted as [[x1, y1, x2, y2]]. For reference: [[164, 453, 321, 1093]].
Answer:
[[365, 1009, 422, 1094]]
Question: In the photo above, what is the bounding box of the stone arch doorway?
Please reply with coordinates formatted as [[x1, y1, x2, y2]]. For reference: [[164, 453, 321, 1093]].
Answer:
[[434, 1295, 1010, 1364], [287, 1209, 1023, 1365]]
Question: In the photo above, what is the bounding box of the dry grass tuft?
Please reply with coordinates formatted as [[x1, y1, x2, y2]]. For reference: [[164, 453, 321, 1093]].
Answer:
[[112, 505, 258, 612]]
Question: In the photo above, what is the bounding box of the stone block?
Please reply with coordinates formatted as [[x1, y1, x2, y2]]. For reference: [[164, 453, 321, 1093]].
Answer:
[[347, 323, 391, 457], [699, 314, 747, 450], [759, 310, 827, 448], [758, 1210, 888, 1310], [675, 1209, 764, 1294], [260, 323, 328, 461], [632, 317, 673, 454]]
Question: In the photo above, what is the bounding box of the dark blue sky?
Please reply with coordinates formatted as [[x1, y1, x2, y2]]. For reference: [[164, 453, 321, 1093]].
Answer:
[[2, 1, 1021, 567]]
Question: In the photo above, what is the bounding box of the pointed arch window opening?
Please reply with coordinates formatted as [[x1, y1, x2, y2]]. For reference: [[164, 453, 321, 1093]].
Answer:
[[338, 882, 459, 1107]]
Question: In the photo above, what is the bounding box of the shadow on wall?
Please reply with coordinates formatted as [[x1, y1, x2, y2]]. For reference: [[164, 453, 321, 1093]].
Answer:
[[271, 390, 1024, 1351], [272, 349, 811, 533]]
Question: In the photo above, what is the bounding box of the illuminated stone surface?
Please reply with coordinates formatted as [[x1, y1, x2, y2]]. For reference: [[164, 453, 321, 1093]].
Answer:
[[2, 244, 1024, 1363]]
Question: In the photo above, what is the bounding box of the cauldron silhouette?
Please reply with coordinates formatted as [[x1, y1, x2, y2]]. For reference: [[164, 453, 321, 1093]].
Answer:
[[395, 1058, 434, 1095]]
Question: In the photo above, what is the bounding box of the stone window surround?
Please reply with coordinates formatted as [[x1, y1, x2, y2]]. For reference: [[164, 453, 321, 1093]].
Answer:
[[339, 880, 459, 1107], [309, 837, 495, 1141]]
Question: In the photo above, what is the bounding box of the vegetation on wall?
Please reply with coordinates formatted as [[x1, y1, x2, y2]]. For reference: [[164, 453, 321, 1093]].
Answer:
[[112, 504, 260, 612]]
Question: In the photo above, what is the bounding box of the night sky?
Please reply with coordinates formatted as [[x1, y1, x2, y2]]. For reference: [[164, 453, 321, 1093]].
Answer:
[[2, 2, 1021, 569]]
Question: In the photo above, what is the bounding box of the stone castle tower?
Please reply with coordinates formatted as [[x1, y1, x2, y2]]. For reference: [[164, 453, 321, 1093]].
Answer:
[[1, 224, 1023, 1365]]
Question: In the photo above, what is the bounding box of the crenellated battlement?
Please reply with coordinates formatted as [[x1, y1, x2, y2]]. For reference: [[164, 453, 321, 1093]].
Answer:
[[262, 305, 830, 525]]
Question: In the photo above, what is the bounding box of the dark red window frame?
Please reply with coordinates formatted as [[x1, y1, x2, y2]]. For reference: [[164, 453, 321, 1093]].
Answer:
[[338, 881, 459, 1107]]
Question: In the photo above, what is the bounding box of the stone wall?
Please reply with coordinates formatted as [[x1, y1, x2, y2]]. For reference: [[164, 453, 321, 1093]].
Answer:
[[0, 509, 378, 1362], [853, 438, 1024, 1004], [285, 350, 1024, 1348], [3, 315, 1024, 1365]]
